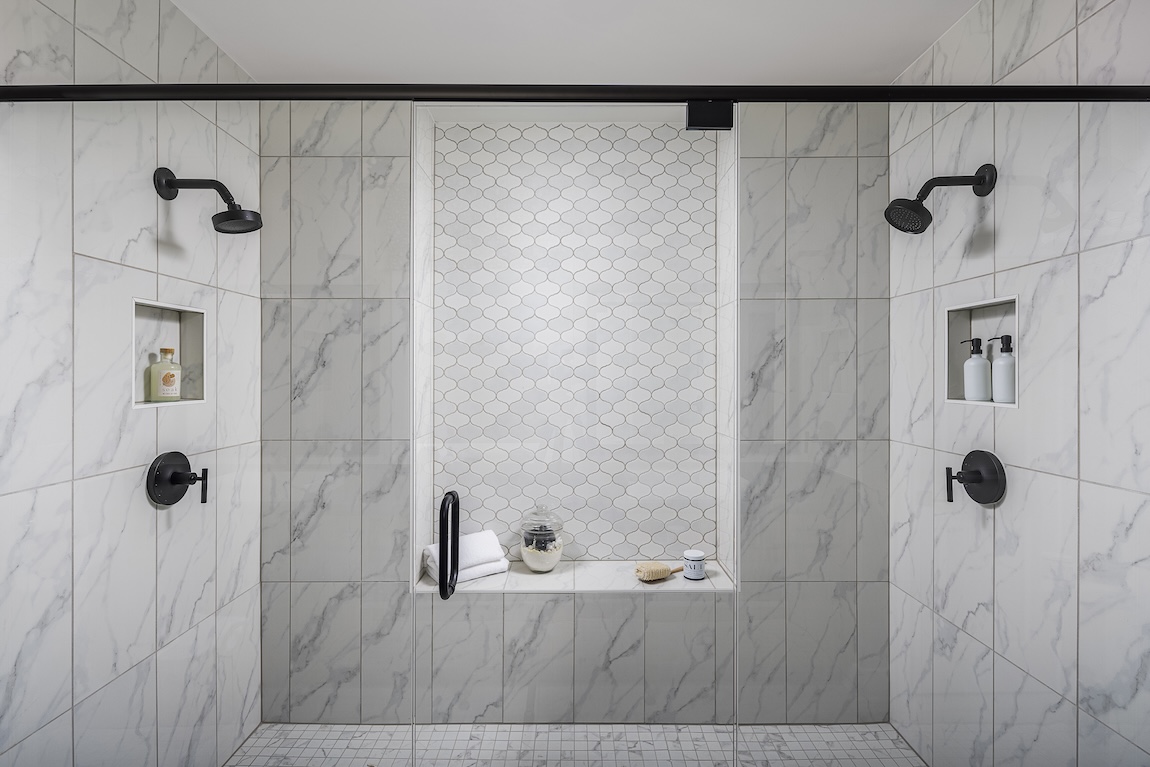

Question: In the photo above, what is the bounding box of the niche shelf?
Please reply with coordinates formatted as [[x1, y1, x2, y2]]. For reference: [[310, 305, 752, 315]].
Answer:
[[944, 295, 1018, 409], [132, 298, 206, 409]]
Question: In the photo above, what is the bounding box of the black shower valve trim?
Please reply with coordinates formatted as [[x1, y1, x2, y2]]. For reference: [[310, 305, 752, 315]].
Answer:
[[945, 449, 1007, 505]]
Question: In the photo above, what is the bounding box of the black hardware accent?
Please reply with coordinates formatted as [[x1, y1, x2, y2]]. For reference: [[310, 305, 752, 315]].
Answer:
[[154, 167, 262, 234], [945, 450, 1006, 505], [438, 491, 460, 600], [686, 100, 734, 130], [147, 452, 209, 506]]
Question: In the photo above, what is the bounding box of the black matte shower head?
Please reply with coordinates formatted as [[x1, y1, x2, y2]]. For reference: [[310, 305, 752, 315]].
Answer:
[[885, 163, 997, 235], [154, 167, 263, 234]]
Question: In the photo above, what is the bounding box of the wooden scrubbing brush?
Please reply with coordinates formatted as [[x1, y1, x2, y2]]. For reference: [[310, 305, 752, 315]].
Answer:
[[635, 561, 683, 582]]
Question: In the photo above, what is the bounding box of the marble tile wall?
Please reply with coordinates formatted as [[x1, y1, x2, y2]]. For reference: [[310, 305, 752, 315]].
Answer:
[[0, 1, 263, 765], [258, 100, 415, 725], [887, 1, 1150, 764], [736, 101, 891, 724]]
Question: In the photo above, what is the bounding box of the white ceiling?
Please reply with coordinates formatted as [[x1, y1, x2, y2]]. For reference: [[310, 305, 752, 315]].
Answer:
[[174, 0, 977, 86]]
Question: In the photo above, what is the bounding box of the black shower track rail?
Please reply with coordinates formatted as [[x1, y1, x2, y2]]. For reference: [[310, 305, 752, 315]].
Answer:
[[2, 84, 1150, 103]]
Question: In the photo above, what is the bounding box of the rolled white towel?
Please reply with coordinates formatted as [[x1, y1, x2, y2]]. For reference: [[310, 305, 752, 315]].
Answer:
[[424, 529, 504, 572], [426, 557, 510, 584]]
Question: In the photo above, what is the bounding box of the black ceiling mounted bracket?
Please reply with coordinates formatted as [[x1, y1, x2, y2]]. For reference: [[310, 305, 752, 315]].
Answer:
[[686, 100, 734, 130], [945, 450, 1006, 505]]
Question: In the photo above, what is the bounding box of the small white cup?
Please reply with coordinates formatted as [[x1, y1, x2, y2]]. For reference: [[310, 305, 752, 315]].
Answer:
[[683, 549, 706, 580]]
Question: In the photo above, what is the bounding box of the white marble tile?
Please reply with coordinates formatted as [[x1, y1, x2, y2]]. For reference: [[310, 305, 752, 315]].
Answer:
[[155, 278, 216, 454], [158, 101, 216, 285], [216, 53, 258, 153], [786, 299, 856, 438], [890, 290, 933, 447], [737, 582, 786, 724], [503, 561, 575, 592], [362, 440, 411, 582], [890, 442, 934, 608], [74, 256, 157, 478], [932, 0, 992, 121], [857, 299, 889, 440], [574, 593, 644, 723], [0, 0, 73, 84], [260, 299, 291, 441], [785, 441, 857, 581], [890, 586, 933, 763], [1079, 712, 1150, 767], [362, 582, 413, 724], [291, 101, 362, 157], [1080, 102, 1150, 250], [76, 0, 159, 81], [933, 276, 994, 454], [738, 103, 785, 158], [645, 594, 716, 723], [1080, 237, 1150, 494], [216, 585, 260, 762], [431, 593, 503, 723], [737, 159, 785, 300], [157, 451, 216, 647], [504, 593, 575, 723], [570, 561, 642, 592], [857, 581, 889, 722], [363, 101, 411, 156], [216, 133, 261, 298], [994, 0, 1076, 81], [933, 617, 992, 767], [74, 101, 158, 270], [786, 103, 856, 157], [0, 712, 72, 767], [411, 165, 434, 310], [363, 299, 411, 440], [157, 0, 215, 108], [260, 448, 290, 584], [260, 100, 290, 156], [73, 465, 157, 702], [785, 158, 857, 298], [932, 450, 994, 648], [858, 157, 890, 299], [260, 156, 291, 299], [0, 102, 73, 495], [889, 132, 934, 297], [1079, 481, 1150, 754], [0, 484, 71, 753], [786, 582, 857, 724], [74, 31, 149, 85], [290, 298, 362, 439], [739, 300, 785, 440], [260, 582, 290, 723], [291, 157, 363, 298], [716, 593, 736, 724], [857, 441, 890, 582], [739, 441, 785, 582], [1078, 0, 1113, 20], [215, 290, 260, 447], [995, 466, 1078, 697], [73, 657, 158, 767], [157, 615, 216, 767], [995, 103, 1079, 270], [413, 594, 433, 723], [993, 656, 1076, 767], [363, 157, 412, 298], [995, 255, 1078, 475], [858, 102, 888, 158], [931, 103, 994, 286], [1078, 0, 1150, 84], [215, 442, 260, 609], [890, 49, 932, 153], [1000, 31, 1078, 85], [290, 440, 362, 581]]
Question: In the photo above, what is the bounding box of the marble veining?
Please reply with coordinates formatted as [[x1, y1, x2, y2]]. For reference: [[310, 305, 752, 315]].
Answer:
[[786, 582, 858, 724], [260, 442, 290, 583], [785, 158, 857, 298], [362, 440, 411, 581], [737, 582, 786, 724], [785, 441, 857, 581], [933, 450, 994, 647], [738, 158, 785, 299], [217, 586, 261, 764], [0, 712, 72, 767], [157, 101, 217, 285], [890, 443, 934, 608], [857, 299, 890, 440], [291, 101, 362, 157], [503, 594, 576, 723], [856, 442, 890, 582], [786, 299, 856, 439], [1078, 712, 1150, 767], [215, 54, 257, 154], [931, 103, 994, 287], [157, 0, 215, 89], [73, 657, 158, 767], [890, 290, 933, 447], [739, 300, 786, 440], [786, 102, 857, 158], [259, 156, 291, 298], [290, 158, 363, 297], [216, 443, 261, 610], [1079, 0, 1150, 85], [260, 582, 290, 723], [857, 157, 891, 299], [289, 583, 361, 724], [890, 587, 933, 763], [362, 582, 413, 724], [933, 617, 993, 767], [363, 101, 412, 157], [260, 100, 289, 156], [993, 0, 1076, 81], [75, 0, 159, 80], [157, 452, 216, 647], [260, 299, 291, 441], [216, 291, 261, 447], [644, 594, 716, 723], [1, 0, 73, 84], [738, 441, 786, 582], [363, 299, 411, 440], [290, 440, 362, 581], [1080, 102, 1150, 251], [993, 656, 1076, 767], [157, 615, 216, 767], [363, 158, 412, 298], [889, 50, 932, 153], [574, 594, 644, 723], [431, 594, 503, 724], [738, 103, 785, 159], [290, 299, 363, 440], [932, 0, 992, 123], [857, 582, 890, 722]]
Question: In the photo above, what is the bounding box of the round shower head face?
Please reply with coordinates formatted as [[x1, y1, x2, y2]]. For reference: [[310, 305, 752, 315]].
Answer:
[[885, 198, 933, 234], [212, 208, 263, 234]]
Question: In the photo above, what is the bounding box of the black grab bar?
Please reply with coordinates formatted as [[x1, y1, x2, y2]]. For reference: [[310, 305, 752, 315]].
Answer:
[[438, 491, 460, 600]]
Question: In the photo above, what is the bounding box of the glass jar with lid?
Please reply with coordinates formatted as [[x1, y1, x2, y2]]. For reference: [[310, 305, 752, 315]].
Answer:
[[520, 505, 564, 572]]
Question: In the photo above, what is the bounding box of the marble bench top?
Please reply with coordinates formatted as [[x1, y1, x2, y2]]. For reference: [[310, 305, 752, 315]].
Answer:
[[415, 559, 735, 594]]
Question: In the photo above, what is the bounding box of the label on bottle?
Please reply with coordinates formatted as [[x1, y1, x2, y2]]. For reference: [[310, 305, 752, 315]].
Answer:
[[683, 558, 706, 580], [159, 370, 180, 399]]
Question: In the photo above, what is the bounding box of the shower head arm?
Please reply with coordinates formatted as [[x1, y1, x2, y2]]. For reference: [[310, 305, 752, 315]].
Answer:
[[163, 177, 237, 207], [915, 174, 982, 201]]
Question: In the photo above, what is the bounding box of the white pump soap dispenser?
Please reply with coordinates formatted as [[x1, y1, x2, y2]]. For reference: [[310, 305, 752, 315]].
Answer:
[[988, 335, 1016, 404], [960, 338, 992, 402]]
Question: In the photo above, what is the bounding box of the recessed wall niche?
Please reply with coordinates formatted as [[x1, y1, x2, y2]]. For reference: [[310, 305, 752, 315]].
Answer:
[[944, 295, 1018, 408], [132, 298, 206, 408]]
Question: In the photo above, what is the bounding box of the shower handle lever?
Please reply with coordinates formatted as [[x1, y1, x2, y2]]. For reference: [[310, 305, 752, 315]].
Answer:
[[945, 450, 1007, 505], [945, 466, 981, 503], [171, 469, 209, 504]]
